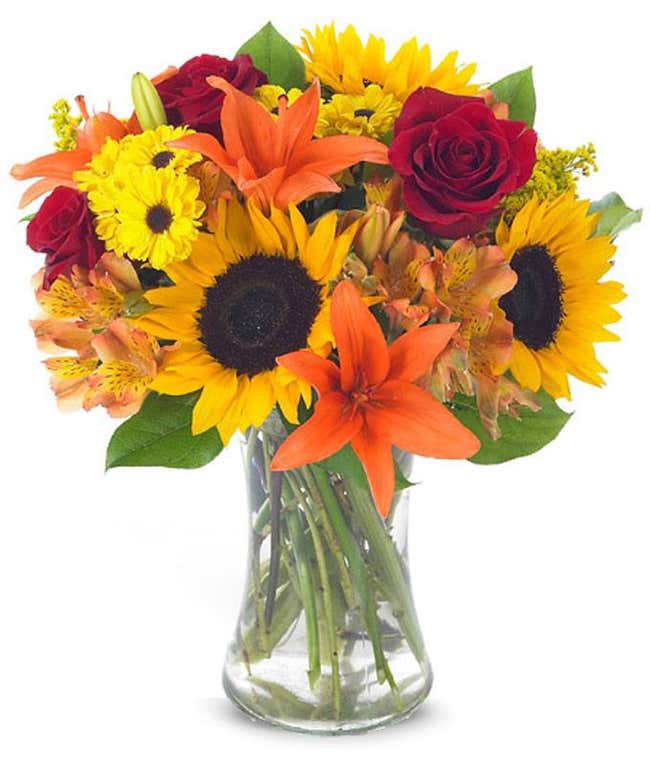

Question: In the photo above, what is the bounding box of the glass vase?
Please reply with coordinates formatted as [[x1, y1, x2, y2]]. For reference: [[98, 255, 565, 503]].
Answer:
[[222, 413, 432, 734]]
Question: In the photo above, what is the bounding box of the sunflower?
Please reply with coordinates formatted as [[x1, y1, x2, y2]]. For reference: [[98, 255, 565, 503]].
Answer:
[[496, 193, 625, 399], [315, 84, 402, 139], [97, 165, 204, 269], [136, 197, 359, 443], [298, 23, 480, 101]]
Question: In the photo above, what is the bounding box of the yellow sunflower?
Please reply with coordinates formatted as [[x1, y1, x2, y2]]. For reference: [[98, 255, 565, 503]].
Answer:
[[110, 166, 205, 269], [496, 193, 625, 399], [315, 84, 402, 139], [135, 197, 360, 443], [298, 23, 480, 101]]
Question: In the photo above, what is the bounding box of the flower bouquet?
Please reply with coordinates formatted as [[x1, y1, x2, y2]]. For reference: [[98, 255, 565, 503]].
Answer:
[[10, 21, 641, 735]]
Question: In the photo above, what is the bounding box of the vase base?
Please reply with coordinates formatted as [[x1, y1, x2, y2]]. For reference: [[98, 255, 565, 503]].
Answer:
[[222, 662, 433, 736]]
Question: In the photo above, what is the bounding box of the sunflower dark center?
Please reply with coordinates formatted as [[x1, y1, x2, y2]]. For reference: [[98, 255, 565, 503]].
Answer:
[[146, 204, 173, 233], [354, 108, 375, 118], [199, 255, 322, 375], [151, 150, 175, 169], [499, 244, 564, 351]]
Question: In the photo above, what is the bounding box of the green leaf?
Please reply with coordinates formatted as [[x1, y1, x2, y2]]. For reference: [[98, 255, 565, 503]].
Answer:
[[451, 390, 571, 465], [317, 444, 414, 492], [490, 67, 536, 127], [589, 192, 642, 238], [236, 22, 306, 91], [19, 213, 36, 223], [106, 392, 223, 470]]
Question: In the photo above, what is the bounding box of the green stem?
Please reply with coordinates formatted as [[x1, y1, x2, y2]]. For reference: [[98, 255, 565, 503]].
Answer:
[[347, 481, 426, 664], [285, 501, 321, 690], [308, 466, 400, 701], [286, 472, 342, 718], [301, 467, 356, 610], [244, 583, 302, 663]]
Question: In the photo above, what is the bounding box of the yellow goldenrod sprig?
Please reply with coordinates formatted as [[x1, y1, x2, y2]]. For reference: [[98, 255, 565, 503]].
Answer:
[[49, 99, 82, 152], [501, 143, 598, 222]]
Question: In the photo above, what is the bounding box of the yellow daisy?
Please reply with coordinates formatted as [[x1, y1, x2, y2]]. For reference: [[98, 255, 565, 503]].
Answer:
[[110, 166, 205, 269], [135, 197, 359, 444], [298, 23, 480, 101], [115, 125, 201, 173], [315, 84, 402, 139], [77, 126, 203, 258], [496, 193, 625, 400], [254, 85, 304, 117]]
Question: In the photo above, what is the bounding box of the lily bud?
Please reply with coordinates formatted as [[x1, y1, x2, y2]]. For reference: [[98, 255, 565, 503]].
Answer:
[[131, 72, 167, 131]]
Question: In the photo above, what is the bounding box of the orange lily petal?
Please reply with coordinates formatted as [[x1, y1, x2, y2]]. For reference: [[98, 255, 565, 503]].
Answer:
[[207, 76, 278, 175], [17, 177, 76, 209], [277, 350, 341, 397], [388, 323, 459, 382], [274, 171, 341, 209], [290, 134, 389, 175], [271, 391, 362, 471], [168, 133, 234, 172], [367, 379, 480, 459], [275, 80, 321, 165], [331, 280, 389, 392], [11, 149, 91, 181], [351, 425, 395, 518]]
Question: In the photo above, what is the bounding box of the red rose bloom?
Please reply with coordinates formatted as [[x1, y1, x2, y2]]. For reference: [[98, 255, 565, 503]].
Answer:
[[26, 187, 104, 289], [389, 88, 537, 238], [156, 54, 267, 139]]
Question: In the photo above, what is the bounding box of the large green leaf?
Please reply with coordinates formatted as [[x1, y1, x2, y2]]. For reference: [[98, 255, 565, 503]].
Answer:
[[451, 390, 571, 465], [490, 67, 536, 127], [236, 22, 306, 91], [589, 192, 642, 238], [106, 392, 223, 470]]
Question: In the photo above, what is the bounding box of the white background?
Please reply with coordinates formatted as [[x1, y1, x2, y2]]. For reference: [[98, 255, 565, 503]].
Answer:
[[1, 1, 648, 756]]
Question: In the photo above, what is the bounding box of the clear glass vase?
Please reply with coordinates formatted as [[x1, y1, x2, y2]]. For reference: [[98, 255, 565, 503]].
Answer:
[[222, 413, 432, 734]]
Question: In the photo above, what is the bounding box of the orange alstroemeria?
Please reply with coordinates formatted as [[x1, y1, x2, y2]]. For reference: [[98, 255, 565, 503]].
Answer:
[[169, 77, 389, 211], [271, 280, 481, 516], [11, 96, 128, 208]]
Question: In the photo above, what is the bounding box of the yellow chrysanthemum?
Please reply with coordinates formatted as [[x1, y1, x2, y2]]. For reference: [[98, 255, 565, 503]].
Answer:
[[254, 85, 304, 117], [75, 137, 123, 194], [77, 126, 203, 250], [115, 125, 201, 173], [299, 23, 480, 101], [315, 84, 402, 139], [108, 166, 205, 269], [496, 193, 625, 400], [136, 197, 360, 443]]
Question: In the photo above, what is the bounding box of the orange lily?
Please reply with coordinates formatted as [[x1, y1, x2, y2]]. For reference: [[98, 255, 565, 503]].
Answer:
[[271, 280, 481, 516], [11, 96, 128, 208], [169, 77, 389, 211]]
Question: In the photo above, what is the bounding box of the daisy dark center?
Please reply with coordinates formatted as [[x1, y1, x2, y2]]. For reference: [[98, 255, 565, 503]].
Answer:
[[500, 244, 564, 351], [151, 150, 175, 169], [146, 204, 173, 234], [199, 255, 322, 375], [354, 108, 375, 118]]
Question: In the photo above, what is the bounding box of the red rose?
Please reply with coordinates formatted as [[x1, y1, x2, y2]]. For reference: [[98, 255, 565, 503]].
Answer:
[[26, 187, 104, 288], [389, 88, 537, 238], [156, 54, 267, 138]]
